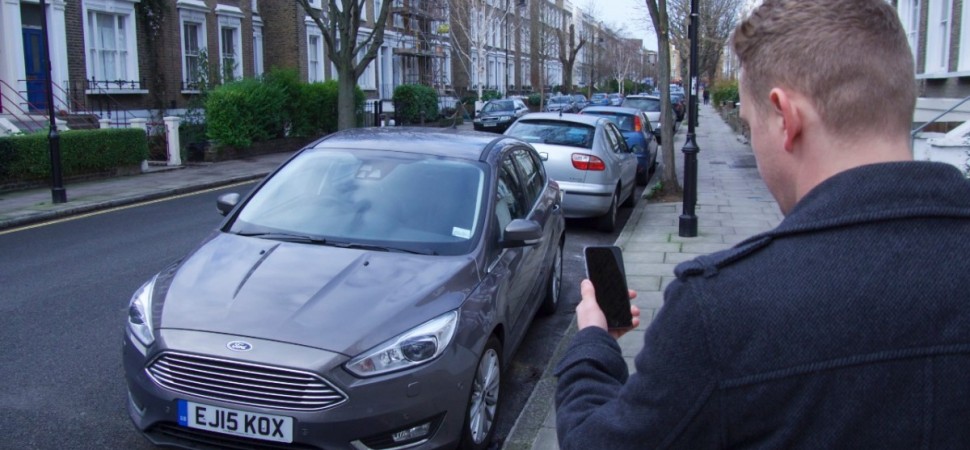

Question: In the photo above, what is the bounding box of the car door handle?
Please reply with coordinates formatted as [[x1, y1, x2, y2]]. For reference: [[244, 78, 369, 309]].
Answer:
[[552, 203, 561, 212]]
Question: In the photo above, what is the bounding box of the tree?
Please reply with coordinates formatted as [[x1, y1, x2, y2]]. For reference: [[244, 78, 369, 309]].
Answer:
[[556, 23, 586, 94], [669, 0, 745, 86], [644, 0, 682, 195], [297, 0, 393, 131], [450, 0, 509, 100]]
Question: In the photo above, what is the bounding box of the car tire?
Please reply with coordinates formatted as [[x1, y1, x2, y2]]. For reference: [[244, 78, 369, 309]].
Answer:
[[460, 336, 502, 450], [538, 239, 563, 316], [596, 190, 618, 232]]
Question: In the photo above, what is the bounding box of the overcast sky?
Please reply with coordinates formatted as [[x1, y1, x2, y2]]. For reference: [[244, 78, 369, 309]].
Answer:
[[591, 0, 659, 51]]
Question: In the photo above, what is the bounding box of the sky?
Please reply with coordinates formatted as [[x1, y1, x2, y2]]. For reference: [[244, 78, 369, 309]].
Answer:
[[591, 0, 659, 52]]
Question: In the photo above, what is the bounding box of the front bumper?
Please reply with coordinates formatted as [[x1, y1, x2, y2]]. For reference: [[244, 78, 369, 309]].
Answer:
[[555, 181, 615, 218], [473, 117, 514, 132], [124, 329, 476, 449]]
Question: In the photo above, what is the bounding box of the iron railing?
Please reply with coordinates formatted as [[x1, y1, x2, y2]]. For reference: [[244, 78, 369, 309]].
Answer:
[[0, 79, 46, 132]]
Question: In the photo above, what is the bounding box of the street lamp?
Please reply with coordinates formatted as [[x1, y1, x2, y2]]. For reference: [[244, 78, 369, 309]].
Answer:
[[678, 0, 700, 237], [40, 0, 66, 204]]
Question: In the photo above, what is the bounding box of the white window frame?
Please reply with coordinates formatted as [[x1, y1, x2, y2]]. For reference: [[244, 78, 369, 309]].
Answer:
[[925, 0, 951, 74], [216, 5, 244, 82], [178, 3, 208, 93], [81, 0, 142, 93], [307, 29, 324, 82], [253, 21, 265, 76], [358, 30, 377, 89], [959, 0, 970, 71]]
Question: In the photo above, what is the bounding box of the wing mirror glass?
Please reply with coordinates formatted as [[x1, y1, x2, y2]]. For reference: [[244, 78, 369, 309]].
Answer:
[[216, 193, 240, 216]]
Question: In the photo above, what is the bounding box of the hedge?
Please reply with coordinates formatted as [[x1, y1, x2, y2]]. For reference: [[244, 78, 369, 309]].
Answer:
[[0, 128, 147, 182], [712, 80, 739, 108], [294, 80, 365, 136], [205, 77, 288, 148], [393, 84, 439, 125]]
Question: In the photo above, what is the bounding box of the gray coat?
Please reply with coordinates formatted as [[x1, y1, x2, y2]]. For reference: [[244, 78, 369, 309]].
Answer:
[[555, 161, 970, 449]]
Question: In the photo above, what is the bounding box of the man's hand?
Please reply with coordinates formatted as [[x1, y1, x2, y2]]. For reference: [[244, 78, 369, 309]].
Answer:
[[576, 279, 640, 339]]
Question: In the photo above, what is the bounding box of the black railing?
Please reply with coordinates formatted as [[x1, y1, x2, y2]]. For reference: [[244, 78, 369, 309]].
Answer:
[[64, 79, 137, 128]]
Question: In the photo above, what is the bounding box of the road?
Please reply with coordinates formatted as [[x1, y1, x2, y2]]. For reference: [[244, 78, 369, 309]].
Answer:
[[0, 181, 642, 450]]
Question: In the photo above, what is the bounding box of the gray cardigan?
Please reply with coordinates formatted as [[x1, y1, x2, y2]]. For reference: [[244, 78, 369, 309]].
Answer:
[[555, 161, 970, 449]]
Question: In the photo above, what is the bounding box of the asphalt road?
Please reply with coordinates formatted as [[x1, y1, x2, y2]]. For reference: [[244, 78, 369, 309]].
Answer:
[[0, 181, 641, 450]]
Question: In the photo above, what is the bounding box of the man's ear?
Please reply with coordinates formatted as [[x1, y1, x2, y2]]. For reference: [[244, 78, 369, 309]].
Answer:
[[769, 88, 802, 153]]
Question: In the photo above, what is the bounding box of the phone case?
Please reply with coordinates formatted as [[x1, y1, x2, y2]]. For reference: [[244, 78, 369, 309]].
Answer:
[[584, 246, 633, 329]]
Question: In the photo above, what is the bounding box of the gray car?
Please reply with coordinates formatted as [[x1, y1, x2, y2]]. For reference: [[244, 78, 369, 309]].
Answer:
[[123, 128, 565, 449], [504, 113, 638, 232]]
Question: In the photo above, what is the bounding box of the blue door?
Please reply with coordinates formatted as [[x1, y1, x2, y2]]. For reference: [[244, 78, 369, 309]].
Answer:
[[23, 28, 48, 112]]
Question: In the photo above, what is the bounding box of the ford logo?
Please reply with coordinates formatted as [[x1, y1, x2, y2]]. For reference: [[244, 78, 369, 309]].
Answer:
[[226, 341, 253, 352]]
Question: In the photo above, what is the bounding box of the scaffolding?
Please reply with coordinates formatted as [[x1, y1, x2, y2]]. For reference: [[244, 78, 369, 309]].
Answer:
[[390, 0, 451, 94]]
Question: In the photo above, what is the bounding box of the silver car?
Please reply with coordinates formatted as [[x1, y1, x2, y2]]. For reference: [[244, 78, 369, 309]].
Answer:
[[504, 113, 638, 232], [123, 128, 565, 449]]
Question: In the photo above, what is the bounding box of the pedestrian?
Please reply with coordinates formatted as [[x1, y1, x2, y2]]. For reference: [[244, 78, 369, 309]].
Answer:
[[554, 0, 970, 448], [702, 87, 710, 105]]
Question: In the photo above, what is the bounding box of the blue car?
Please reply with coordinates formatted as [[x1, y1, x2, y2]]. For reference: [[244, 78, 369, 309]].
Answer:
[[580, 106, 659, 186], [589, 93, 610, 106]]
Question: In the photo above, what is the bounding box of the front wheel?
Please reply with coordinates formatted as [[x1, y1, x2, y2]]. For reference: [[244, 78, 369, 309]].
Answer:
[[460, 337, 502, 450], [538, 240, 564, 316]]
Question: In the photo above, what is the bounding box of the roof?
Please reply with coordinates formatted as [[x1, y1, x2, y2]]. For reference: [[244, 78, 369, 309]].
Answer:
[[517, 112, 605, 127], [312, 127, 505, 161], [580, 106, 643, 116]]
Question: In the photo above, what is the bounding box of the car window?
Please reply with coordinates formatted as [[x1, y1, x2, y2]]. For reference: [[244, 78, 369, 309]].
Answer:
[[483, 100, 513, 112], [622, 97, 661, 112], [231, 149, 486, 255], [511, 148, 545, 207], [604, 123, 628, 154], [505, 120, 595, 149], [582, 112, 633, 131], [496, 156, 528, 238]]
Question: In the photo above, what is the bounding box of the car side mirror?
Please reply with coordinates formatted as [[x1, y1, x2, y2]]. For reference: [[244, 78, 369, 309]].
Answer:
[[501, 219, 543, 248], [217, 193, 240, 216]]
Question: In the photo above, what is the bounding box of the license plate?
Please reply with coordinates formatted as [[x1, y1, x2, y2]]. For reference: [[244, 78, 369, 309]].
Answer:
[[483, 122, 496, 127], [178, 400, 293, 443]]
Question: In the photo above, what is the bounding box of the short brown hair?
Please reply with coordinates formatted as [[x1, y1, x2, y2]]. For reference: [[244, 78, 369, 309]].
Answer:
[[732, 0, 916, 138]]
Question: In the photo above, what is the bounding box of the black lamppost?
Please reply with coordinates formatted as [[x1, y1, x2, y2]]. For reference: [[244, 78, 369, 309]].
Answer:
[[40, 0, 66, 204], [678, 0, 699, 237]]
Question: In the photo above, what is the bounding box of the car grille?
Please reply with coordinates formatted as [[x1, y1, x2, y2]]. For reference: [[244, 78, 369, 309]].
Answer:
[[147, 352, 347, 411], [148, 423, 322, 450]]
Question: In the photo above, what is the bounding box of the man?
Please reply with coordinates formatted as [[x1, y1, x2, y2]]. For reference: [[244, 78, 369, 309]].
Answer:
[[555, 0, 970, 448]]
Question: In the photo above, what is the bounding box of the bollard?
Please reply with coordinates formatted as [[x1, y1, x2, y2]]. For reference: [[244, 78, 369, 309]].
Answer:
[[99, 118, 110, 129]]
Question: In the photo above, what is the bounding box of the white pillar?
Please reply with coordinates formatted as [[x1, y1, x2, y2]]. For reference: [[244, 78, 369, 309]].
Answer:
[[98, 118, 110, 129], [130, 118, 149, 172], [48, 0, 69, 113], [0, 0, 26, 112], [163, 116, 181, 166]]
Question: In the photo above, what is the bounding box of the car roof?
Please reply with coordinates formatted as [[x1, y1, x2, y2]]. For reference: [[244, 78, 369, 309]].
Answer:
[[623, 95, 660, 100], [517, 112, 606, 126], [313, 127, 508, 161], [581, 106, 643, 116]]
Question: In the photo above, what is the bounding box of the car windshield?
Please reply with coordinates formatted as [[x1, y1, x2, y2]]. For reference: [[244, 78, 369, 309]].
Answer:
[[549, 97, 569, 104], [622, 97, 661, 112], [230, 149, 486, 255], [582, 112, 635, 131], [506, 120, 595, 149], [573, 95, 586, 102], [591, 93, 607, 100], [482, 100, 513, 113]]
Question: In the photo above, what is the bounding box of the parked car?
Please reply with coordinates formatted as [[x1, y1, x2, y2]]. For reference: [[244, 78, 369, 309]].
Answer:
[[504, 112, 638, 232], [669, 92, 687, 121], [543, 95, 579, 113], [123, 127, 566, 449], [589, 92, 609, 106], [621, 94, 669, 135], [474, 98, 529, 132], [580, 106, 659, 186], [572, 94, 589, 110], [607, 93, 623, 106]]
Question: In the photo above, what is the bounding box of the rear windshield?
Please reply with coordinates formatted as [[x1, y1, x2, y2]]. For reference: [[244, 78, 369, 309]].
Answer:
[[482, 100, 514, 112], [582, 112, 635, 131], [622, 97, 661, 112], [505, 120, 595, 149]]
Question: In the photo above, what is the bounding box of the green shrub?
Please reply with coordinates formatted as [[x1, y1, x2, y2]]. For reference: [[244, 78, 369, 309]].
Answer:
[[393, 84, 439, 125], [293, 80, 366, 136], [712, 80, 739, 107], [481, 90, 501, 101], [527, 93, 542, 107], [261, 67, 303, 133], [0, 128, 147, 182], [205, 77, 287, 147]]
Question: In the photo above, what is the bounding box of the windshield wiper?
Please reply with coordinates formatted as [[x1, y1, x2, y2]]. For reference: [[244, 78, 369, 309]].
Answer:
[[326, 240, 438, 255], [236, 231, 328, 244]]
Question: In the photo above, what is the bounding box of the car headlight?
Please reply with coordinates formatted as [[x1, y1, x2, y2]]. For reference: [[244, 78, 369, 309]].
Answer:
[[345, 310, 458, 377], [499, 116, 511, 121], [473, 118, 482, 123], [128, 275, 157, 346]]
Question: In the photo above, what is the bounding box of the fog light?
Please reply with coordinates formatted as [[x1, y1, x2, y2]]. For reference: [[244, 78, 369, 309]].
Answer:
[[392, 422, 431, 443]]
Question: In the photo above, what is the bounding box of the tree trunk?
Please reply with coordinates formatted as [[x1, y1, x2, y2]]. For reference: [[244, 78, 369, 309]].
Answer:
[[337, 67, 357, 131], [646, 0, 682, 194]]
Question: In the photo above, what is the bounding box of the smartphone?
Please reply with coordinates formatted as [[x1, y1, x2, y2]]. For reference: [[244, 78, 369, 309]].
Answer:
[[584, 245, 633, 330]]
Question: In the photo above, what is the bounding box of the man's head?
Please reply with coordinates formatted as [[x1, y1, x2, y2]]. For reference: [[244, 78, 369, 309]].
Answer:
[[732, 0, 916, 213], [733, 0, 915, 139]]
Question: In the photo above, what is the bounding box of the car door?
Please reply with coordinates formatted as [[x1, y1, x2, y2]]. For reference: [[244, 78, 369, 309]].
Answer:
[[493, 147, 556, 347], [603, 122, 637, 200]]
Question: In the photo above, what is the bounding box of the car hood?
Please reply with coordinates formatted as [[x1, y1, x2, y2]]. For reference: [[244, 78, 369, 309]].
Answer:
[[155, 233, 476, 356]]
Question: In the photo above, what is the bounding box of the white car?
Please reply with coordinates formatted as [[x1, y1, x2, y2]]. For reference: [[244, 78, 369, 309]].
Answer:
[[504, 113, 638, 232]]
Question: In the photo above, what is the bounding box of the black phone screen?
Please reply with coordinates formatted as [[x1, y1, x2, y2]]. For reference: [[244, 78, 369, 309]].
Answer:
[[584, 246, 633, 329]]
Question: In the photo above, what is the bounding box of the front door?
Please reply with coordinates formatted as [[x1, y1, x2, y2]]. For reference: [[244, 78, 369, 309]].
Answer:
[[22, 28, 47, 112]]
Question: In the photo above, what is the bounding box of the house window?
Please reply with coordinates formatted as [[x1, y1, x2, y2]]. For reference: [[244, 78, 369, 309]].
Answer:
[[180, 18, 206, 89], [254, 23, 265, 76], [216, 6, 244, 82], [926, 0, 951, 73], [82, 0, 140, 89], [308, 34, 323, 82]]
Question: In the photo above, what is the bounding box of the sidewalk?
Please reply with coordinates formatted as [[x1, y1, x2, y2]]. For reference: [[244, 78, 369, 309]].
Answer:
[[501, 103, 783, 450]]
